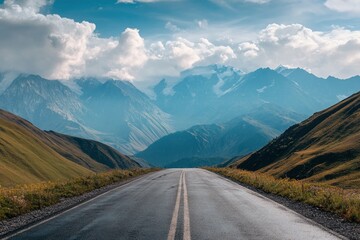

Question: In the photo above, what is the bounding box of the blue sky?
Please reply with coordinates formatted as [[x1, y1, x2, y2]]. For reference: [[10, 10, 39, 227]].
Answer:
[[48, 0, 359, 39], [0, 0, 359, 84]]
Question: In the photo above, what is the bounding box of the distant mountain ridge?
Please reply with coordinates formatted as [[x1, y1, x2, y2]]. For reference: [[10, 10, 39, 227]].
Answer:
[[136, 104, 304, 167], [0, 75, 172, 154], [1, 65, 359, 157], [0, 109, 140, 187], [233, 92, 360, 188], [154, 65, 360, 130]]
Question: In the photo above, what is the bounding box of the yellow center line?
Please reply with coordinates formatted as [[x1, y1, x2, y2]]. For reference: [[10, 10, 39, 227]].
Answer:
[[182, 171, 191, 240], [167, 171, 183, 240]]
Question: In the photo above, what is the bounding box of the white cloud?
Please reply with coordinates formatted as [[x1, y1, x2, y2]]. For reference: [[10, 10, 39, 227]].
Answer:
[[196, 19, 208, 29], [244, 0, 270, 3], [234, 23, 360, 78], [238, 42, 259, 58], [211, 0, 270, 8], [0, 0, 359, 85], [4, 0, 53, 12], [325, 0, 360, 14], [165, 21, 181, 32], [0, 0, 95, 79], [86, 28, 148, 80], [143, 37, 236, 79], [0, 0, 146, 81], [116, 0, 171, 3]]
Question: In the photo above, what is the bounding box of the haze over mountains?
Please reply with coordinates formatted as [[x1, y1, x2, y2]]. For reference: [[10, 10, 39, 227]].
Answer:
[[154, 65, 360, 130], [0, 75, 172, 155], [1, 65, 359, 166], [233, 92, 360, 188], [136, 104, 303, 167], [0, 109, 140, 187]]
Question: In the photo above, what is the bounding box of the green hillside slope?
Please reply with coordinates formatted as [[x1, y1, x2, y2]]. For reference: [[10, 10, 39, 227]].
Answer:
[[234, 92, 360, 188], [0, 109, 139, 186]]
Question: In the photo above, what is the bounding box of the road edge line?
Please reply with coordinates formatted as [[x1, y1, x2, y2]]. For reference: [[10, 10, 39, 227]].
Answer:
[[201, 169, 348, 240], [2, 170, 162, 240]]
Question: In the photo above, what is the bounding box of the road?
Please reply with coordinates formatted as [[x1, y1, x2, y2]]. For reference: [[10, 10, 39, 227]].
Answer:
[[7, 169, 344, 240]]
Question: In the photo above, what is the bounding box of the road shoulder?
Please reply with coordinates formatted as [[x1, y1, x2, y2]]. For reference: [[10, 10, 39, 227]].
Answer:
[[206, 169, 359, 240]]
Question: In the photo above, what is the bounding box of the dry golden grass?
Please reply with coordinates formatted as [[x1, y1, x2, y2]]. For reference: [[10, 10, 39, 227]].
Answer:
[[233, 93, 360, 189], [206, 167, 360, 223], [0, 117, 93, 186], [0, 168, 158, 220], [0, 110, 140, 187]]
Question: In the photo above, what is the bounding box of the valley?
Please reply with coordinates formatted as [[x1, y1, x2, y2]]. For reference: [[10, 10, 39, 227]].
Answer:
[[1, 64, 359, 168], [0, 65, 359, 240], [0, 0, 359, 239]]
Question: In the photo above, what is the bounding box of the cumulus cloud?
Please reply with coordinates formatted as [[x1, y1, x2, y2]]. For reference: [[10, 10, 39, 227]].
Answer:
[[325, 0, 360, 14], [144, 37, 236, 78], [0, 0, 147, 80], [0, 0, 359, 84], [86, 28, 148, 80], [238, 42, 259, 58], [0, 0, 96, 79], [4, 0, 53, 12], [234, 23, 360, 78]]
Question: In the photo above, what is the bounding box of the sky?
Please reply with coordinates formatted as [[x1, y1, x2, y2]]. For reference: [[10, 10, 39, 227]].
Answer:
[[0, 0, 360, 86]]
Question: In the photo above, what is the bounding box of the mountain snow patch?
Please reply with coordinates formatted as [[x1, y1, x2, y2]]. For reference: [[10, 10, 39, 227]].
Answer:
[[337, 94, 348, 101]]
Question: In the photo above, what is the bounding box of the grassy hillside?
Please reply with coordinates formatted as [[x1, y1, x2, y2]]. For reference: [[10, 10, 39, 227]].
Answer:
[[234, 92, 360, 188], [45, 131, 139, 171], [0, 116, 91, 186], [0, 109, 139, 187]]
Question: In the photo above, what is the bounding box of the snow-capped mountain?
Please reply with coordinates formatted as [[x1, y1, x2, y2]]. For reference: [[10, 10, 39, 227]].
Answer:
[[276, 67, 360, 104], [78, 78, 173, 154], [154, 65, 360, 130], [0, 75, 91, 138], [1, 64, 359, 159], [0, 75, 172, 154], [154, 65, 245, 129]]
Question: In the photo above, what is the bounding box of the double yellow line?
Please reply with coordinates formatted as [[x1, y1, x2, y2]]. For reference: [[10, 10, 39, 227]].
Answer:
[[167, 171, 191, 240]]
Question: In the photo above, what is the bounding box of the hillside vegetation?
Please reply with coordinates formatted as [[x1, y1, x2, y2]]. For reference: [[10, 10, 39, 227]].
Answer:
[[0, 109, 139, 187], [0, 169, 156, 220], [234, 92, 360, 189]]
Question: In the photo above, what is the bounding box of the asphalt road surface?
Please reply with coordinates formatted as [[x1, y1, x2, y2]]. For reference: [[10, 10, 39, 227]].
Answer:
[[7, 169, 344, 240]]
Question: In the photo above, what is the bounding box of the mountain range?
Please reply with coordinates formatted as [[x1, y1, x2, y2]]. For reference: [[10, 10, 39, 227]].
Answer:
[[136, 104, 304, 167], [0, 65, 359, 163], [154, 65, 360, 130], [0, 109, 140, 187], [233, 92, 360, 188], [0, 75, 172, 154]]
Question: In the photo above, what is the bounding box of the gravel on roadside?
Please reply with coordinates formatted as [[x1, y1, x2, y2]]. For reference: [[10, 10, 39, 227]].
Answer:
[[0, 173, 151, 239], [216, 173, 359, 240]]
